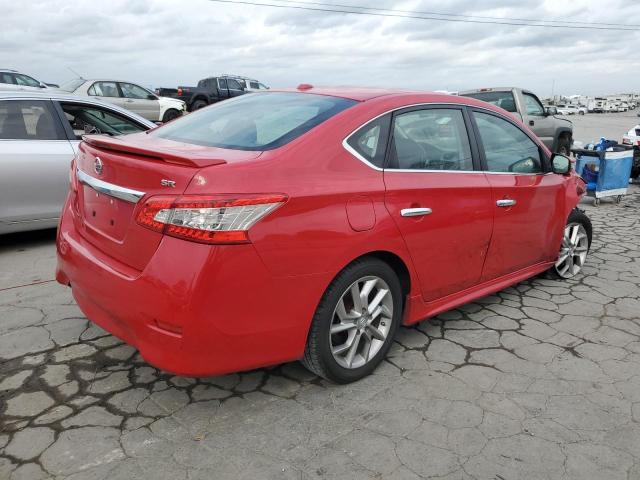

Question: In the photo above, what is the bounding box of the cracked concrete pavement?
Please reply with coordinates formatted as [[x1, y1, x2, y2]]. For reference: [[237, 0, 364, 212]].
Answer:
[[0, 187, 639, 480]]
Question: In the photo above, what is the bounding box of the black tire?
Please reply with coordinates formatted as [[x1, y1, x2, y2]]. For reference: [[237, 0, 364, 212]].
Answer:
[[302, 257, 403, 383], [191, 99, 208, 111], [548, 208, 592, 279], [161, 109, 181, 123], [556, 135, 572, 156]]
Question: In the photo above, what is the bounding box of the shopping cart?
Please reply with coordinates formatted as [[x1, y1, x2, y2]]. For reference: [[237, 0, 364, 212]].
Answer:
[[572, 146, 634, 205]]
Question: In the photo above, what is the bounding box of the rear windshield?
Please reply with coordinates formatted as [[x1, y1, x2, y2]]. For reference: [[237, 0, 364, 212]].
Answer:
[[461, 91, 517, 113], [59, 78, 86, 92], [153, 92, 356, 150]]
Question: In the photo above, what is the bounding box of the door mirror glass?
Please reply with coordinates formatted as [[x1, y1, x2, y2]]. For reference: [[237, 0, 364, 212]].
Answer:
[[147, 94, 157, 100], [551, 153, 571, 174], [545, 106, 558, 116]]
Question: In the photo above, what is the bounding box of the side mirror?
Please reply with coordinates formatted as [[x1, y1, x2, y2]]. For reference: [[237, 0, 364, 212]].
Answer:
[[545, 106, 557, 116], [39, 82, 47, 89], [147, 94, 157, 100], [551, 153, 571, 175]]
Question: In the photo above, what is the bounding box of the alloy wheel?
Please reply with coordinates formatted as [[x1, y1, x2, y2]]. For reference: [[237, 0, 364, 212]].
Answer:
[[554, 222, 589, 278], [329, 276, 394, 369]]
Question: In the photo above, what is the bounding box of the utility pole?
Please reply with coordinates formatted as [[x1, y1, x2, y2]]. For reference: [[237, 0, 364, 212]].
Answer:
[[551, 79, 555, 104]]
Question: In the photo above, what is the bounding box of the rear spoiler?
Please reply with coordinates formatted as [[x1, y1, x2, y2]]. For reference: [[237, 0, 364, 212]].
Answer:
[[82, 135, 227, 168]]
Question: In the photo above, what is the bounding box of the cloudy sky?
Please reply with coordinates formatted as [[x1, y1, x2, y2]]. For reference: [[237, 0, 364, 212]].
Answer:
[[2, 0, 639, 97]]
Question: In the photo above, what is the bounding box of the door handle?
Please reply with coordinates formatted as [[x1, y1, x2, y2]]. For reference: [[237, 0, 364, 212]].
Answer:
[[401, 207, 432, 217], [125, 99, 134, 103], [529, 120, 535, 126], [496, 199, 517, 207]]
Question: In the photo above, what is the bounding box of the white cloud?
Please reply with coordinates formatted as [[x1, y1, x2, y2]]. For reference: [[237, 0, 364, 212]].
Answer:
[[1, 0, 639, 96]]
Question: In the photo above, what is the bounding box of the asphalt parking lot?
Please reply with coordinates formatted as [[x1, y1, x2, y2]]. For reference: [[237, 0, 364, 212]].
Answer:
[[1, 116, 639, 479]]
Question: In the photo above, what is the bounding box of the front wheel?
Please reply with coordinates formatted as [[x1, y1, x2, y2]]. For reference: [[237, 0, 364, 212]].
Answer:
[[162, 108, 181, 123], [550, 209, 592, 279], [302, 258, 403, 383]]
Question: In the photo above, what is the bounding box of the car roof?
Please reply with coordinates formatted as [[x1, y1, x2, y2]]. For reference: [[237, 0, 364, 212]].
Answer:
[[269, 86, 423, 101], [0, 90, 156, 127]]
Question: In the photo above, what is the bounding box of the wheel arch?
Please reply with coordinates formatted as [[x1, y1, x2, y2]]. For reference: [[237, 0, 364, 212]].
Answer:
[[341, 250, 412, 299]]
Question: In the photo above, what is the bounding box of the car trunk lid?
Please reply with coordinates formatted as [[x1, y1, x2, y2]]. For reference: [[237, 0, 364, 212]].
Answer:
[[74, 134, 259, 271]]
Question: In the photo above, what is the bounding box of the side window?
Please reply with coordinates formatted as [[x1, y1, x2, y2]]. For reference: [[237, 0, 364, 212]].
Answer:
[[227, 79, 243, 90], [473, 112, 543, 174], [463, 91, 517, 113], [89, 82, 120, 98], [0, 100, 64, 140], [120, 83, 152, 100], [388, 109, 473, 171], [59, 103, 147, 139], [523, 93, 544, 116], [249, 82, 259, 89], [0, 73, 15, 84], [346, 114, 391, 168], [218, 78, 228, 89]]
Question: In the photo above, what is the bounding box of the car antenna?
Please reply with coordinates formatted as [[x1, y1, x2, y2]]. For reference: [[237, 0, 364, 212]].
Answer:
[[67, 66, 85, 80]]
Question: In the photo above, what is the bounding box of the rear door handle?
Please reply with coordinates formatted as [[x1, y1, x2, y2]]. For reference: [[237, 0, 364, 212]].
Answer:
[[401, 207, 432, 217], [496, 199, 517, 207], [529, 120, 535, 126]]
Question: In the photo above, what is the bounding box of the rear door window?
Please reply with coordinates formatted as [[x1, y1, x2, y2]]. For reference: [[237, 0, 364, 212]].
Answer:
[[88, 82, 120, 97], [153, 92, 356, 151], [462, 91, 517, 113], [0, 100, 65, 140], [387, 108, 473, 171]]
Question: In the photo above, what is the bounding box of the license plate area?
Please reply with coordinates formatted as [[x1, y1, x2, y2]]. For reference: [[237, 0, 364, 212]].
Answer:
[[82, 185, 134, 241]]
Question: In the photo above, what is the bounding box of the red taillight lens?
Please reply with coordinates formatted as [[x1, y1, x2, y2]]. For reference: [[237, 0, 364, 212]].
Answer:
[[69, 158, 78, 192], [136, 194, 287, 244], [177, 88, 183, 96]]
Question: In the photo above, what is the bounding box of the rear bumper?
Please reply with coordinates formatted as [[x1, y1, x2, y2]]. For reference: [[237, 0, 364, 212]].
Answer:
[[56, 200, 330, 376]]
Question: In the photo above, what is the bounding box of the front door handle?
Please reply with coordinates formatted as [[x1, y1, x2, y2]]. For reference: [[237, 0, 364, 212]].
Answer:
[[125, 99, 134, 103], [401, 207, 432, 217], [529, 120, 535, 126], [496, 199, 517, 207]]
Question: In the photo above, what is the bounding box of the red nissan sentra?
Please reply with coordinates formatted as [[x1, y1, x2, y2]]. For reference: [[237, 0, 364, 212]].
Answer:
[[56, 86, 591, 383]]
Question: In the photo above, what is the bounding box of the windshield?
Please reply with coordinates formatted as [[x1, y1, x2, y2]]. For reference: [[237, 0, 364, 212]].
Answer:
[[153, 92, 356, 150], [59, 78, 86, 92]]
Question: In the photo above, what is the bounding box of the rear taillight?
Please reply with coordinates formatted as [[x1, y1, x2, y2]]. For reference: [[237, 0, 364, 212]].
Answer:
[[69, 159, 78, 192], [177, 88, 183, 96], [136, 194, 287, 244]]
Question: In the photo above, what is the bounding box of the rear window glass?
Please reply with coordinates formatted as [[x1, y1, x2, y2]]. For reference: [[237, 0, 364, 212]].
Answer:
[[153, 92, 356, 151], [461, 91, 517, 113]]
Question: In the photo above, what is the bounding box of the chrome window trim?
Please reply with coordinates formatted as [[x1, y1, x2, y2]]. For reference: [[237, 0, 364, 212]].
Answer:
[[76, 168, 145, 204], [341, 102, 548, 175]]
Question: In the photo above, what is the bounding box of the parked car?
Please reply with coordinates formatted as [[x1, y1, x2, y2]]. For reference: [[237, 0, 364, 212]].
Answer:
[[555, 104, 577, 115], [577, 105, 587, 115], [155, 74, 258, 111], [0, 91, 155, 234], [460, 87, 573, 155], [58, 78, 186, 123], [0, 68, 57, 92], [56, 87, 591, 383]]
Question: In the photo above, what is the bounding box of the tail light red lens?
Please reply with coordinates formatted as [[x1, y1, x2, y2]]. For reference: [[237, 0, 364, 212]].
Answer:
[[177, 88, 183, 96], [136, 194, 287, 244]]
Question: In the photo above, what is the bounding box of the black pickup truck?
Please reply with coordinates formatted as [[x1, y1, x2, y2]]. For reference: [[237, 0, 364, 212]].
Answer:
[[156, 76, 246, 111]]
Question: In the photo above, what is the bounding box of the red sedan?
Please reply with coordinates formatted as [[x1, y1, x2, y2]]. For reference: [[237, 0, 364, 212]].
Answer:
[[56, 86, 591, 383]]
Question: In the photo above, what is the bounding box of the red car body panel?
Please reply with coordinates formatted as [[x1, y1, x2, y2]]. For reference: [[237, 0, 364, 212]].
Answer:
[[56, 88, 584, 376]]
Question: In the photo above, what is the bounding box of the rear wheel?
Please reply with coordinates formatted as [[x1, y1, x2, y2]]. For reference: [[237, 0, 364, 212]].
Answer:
[[302, 258, 402, 383], [161, 109, 181, 123], [550, 209, 592, 279], [191, 99, 207, 111]]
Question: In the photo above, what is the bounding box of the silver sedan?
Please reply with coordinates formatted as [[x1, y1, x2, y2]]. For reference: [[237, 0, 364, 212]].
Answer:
[[0, 91, 155, 234]]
